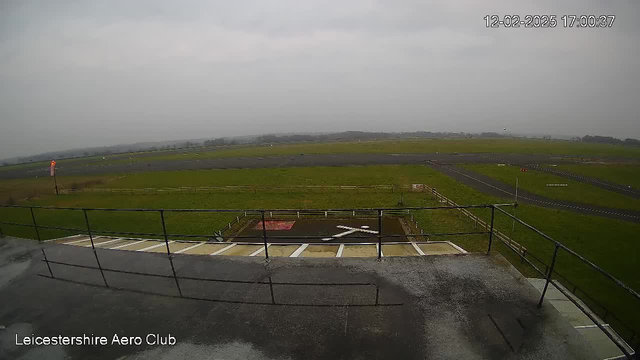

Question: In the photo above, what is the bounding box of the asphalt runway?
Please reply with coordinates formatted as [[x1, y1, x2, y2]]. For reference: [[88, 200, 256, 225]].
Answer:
[[0, 153, 580, 180], [428, 163, 640, 223], [3, 152, 638, 222]]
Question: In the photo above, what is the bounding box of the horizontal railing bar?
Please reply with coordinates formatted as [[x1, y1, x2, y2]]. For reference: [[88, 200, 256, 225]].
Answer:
[[41, 259, 377, 286], [0, 204, 506, 212], [38, 275, 403, 308]]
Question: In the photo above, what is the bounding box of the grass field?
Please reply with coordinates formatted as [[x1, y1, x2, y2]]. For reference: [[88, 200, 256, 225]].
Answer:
[[555, 164, 640, 189], [462, 164, 640, 211], [1, 164, 639, 340], [3, 137, 640, 173]]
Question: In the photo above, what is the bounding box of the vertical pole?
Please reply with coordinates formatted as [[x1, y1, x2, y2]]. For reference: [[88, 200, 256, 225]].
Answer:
[[486, 206, 495, 255], [41, 248, 54, 277], [537, 244, 560, 308], [377, 209, 383, 260], [160, 210, 182, 296], [0, 225, 4, 238], [84, 209, 109, 287], [269, 276, 275, 304], [512, 176, 518, 232], [29, 207, 41, 242], [53, 171, 59, 195], [261, 211, 269, 260]]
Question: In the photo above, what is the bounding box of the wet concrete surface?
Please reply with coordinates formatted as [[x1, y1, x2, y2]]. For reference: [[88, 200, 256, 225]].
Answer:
[[0, 237, 597, 360], [429, 163, 640, 223]]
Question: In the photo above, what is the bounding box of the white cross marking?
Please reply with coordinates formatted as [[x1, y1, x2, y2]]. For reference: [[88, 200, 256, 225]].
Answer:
[[322, 225, 379, 242]]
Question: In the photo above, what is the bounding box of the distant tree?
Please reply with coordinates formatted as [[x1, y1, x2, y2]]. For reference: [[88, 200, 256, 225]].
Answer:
[[582, 135, 624, 145], [624, 138, 640, 146]]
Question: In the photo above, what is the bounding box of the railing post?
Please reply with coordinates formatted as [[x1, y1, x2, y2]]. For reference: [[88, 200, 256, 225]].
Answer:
[[537, 244, 560, 308], [377, 209, 383, 260], [83, 209, 109, 287], [487, 206, 495, 254], [261, 211, 269, 260], [41, 248, 54, 277], [159, 210, 172, 256], [160, 210, 182, 296], [29, 207, 41, 242]]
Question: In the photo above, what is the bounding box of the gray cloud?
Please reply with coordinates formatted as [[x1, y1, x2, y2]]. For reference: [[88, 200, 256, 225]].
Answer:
[[1, 0, 639, 158]]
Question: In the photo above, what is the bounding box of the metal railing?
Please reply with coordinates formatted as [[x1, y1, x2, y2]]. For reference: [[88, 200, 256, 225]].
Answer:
[[0, 204, 501, 260], [492, 205, 638, 359], [0, 202, 637, 358]]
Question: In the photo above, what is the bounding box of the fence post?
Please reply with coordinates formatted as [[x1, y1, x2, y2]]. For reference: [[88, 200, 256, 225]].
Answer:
[[83, 209, 109, 287], [537, 244, 560, 308], [486, 206, 495, 255], [160, 210, 182, 296], [261, 211, 269, 260], [29, 207, 41, 242], [377, 209, 383, 260]]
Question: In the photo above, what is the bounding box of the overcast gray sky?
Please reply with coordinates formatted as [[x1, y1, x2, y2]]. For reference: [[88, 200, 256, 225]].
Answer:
[[1, 0, 639, 158]]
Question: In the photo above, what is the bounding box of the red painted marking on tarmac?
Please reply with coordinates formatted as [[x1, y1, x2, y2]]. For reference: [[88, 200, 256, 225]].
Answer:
[[254, 221, 296, 230]]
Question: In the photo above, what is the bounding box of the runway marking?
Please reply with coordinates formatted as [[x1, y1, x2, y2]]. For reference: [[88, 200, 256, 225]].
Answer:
[[249, 244, 270, 256], [210, 243, 236, 255], [85, 238, 124, 248], [138, 241, 174, 252], [174, 242, 205, 254], [110, 240, 147, 249], [62, 237, 93, 245], [290, 244, 309, 257], [322, 225, 379, 242], [336, 244, 345, 257], [411, 242, 426, 256], [46, 234, 85, 243]]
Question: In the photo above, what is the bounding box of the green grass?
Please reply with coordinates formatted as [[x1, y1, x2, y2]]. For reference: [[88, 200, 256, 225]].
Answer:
[[0, 175, 116, 204], [51, 138, 640, 168], [98, 165, 443, 188], [462, 164, 640, 211], [1, 164, 639, 339], [555, 164, 640, 189]]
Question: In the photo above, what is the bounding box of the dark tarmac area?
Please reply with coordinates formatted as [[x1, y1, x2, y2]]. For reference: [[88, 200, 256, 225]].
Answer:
[[0, 237, 597, 360], [0, 153, 580, 180], [429, 163, 640, 223], [234, 218, 406, 243]]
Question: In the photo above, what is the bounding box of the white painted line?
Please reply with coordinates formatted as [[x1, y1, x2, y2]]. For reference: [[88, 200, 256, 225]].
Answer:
[[210, 243, 236, 256], [44, 234, 85, 243], [174, 242, 205, 254], [85, 238, 124, 248], [138, 241, 174, 252], [447, 241, 468, 254], [336, 225, 378, 234], [249, 244, 270, 257], [411, 242, 426, 256], [603, 354, 632, 360], [111, 240, 146, 249], [290, 244, 309, 258], [574, 324, 610, 329], [62, 237, 93, 245], [336, 244, 345, 257]]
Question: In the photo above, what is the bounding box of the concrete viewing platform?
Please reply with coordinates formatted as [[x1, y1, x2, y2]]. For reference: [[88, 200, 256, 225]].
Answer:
[[0, 236, 599, 360]]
